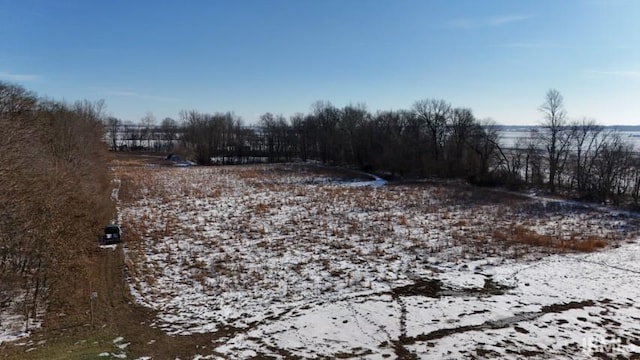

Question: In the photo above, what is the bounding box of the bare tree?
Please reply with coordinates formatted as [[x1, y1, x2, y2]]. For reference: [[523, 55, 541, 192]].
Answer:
[[0, 82, 37, 118], [161, 117, 178, 151], [538, 89, 572, 193], [413, 99, 451, 162], [570, 118, 603, 193], [291, 113, 311, 161], [122, 121, 139, 149], [339, 103, 369, 167], [592, 134, 633, 202], [447, 107, 476, 176], [466, 118, 503, 179], [181, 110, 210, 164], [259, 113, 278, 162], [140, 112, 156, 149], [105, 117, 121, 151], [505, 138, 527, 181], [311, 101, 341, 164], [371, 110, 408, 175], [629, 156, 640, 206]]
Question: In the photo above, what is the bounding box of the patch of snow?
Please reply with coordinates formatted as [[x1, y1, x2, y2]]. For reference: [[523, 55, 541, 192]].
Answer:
[[0, 292, 45, 345]]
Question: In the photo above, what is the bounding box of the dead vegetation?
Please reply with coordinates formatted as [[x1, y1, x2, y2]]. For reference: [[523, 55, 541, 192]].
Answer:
[[114, 162, 639, 336], [493, 225, 609, 253], [0, 83, 117, 337]]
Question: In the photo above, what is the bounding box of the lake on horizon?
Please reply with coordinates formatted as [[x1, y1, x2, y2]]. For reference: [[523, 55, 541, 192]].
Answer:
[[498, 126, 640, 149]]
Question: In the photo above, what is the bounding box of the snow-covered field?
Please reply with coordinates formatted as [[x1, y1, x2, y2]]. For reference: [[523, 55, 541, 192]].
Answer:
[[0, 292, 44, 345], [116, 163, 640, 359]]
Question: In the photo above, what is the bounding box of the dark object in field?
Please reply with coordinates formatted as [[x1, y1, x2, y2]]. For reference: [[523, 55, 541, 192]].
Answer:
[[100, 225, 121, 245]]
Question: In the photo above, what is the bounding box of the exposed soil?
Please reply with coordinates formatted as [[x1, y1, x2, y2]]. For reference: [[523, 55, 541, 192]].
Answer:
[[392, 279, 442, 297], [391, 276, 512, 298], [96, 246, 220, 359], [3, 244, 228, 359], [399, 300, 596, 345]]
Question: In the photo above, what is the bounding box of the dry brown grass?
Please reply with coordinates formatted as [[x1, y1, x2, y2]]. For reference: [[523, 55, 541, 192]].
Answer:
[[453, 219, 468, 227], [559, 236, 608, 252], [493, 225, 609, 253], [253, 202, 271, 214], [236, 167, 265, 180]]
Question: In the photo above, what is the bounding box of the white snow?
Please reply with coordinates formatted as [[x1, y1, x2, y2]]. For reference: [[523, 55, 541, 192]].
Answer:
[[212, 241, 640, 358], [0, 292, 45, 345]]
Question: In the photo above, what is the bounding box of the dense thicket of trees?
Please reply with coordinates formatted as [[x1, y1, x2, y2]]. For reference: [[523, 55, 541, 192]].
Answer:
[[0, 82, 114, 329], [162, 99, 501, 179]]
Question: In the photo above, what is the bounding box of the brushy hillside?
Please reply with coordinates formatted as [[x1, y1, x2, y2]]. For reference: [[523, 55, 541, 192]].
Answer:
[[0, 82, 115, 336]]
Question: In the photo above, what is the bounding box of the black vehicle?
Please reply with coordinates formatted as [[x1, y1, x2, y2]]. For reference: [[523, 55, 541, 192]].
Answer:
[[100, 225, 121, 245]]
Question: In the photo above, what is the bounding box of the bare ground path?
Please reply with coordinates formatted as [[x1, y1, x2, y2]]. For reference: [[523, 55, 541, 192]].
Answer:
[[1, 224, 239, 359]]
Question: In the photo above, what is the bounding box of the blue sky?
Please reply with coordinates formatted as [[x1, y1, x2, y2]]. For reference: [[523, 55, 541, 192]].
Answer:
[[1, 0, 638, 125]]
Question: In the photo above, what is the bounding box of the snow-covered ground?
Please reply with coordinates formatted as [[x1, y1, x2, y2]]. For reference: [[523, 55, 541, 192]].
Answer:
[[0, 292, 44, 345], [209, 242, 640, 359], [116, 164, 640, 359]]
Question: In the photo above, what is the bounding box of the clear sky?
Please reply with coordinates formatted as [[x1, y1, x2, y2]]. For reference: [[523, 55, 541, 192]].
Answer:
[[1, 0, 638, 125]]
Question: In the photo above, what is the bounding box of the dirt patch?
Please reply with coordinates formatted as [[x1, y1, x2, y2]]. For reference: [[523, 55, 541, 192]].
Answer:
[[541, 300, 595, 314], [88, 246, 224, 358], [392, 279, 442, 297], [475, 347, 502, 357], [392, 299, 599, 349], [1, 243, 238, 359], [392, 277, 512, 299]]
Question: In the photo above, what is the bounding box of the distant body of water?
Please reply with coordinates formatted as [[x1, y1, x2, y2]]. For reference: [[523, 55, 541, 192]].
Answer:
[[498, 126, 640, 149]]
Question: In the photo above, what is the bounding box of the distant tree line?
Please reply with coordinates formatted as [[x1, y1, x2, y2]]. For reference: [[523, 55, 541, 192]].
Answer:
[[108, 90, 640, 205], [0, 81, 114, 329], [108, 100, 501, 179]]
